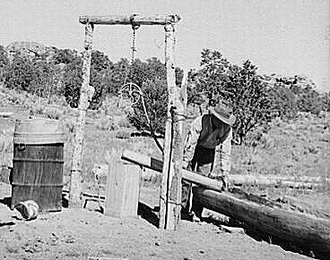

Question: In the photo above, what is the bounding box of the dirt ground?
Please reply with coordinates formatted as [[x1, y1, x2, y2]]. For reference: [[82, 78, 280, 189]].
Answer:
[[0, 182, 314, 260]]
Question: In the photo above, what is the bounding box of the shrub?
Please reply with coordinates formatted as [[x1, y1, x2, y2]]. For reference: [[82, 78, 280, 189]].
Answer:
[[62, 117, 76, 134], [95, 116, 115, 131], [44, 107, 63, 120], [115, 130, 131, 139], [116, 116, 132, 128]]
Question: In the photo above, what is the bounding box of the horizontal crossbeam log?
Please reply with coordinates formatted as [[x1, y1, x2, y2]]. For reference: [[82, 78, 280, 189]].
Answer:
[[79, 14, 181, 25], [121, 150, 224, 192]]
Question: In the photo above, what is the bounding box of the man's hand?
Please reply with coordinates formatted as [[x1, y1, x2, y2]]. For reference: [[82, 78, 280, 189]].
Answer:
[[182, 161, 192, 171], [209, 172, 230, 191], [221, 175, 230, 191]]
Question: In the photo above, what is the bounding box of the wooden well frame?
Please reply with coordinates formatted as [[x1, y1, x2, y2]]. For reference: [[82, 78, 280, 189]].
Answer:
[[69, 14, 185, 230]]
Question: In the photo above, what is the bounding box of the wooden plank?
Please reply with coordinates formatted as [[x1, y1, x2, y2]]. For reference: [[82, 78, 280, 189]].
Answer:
[[104, 154, 123, 217], [193, 187, 330, 256], [105, 150, 141, 218], [159, 23, 184, 230], [69, 22, 94, 208], [79, 14, 180, 25], [121, 163, 141, 217]]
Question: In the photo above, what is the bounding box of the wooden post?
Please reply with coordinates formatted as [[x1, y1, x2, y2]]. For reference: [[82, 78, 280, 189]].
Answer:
[[69, 22, 94, 208], [159, 23, 185, 230]]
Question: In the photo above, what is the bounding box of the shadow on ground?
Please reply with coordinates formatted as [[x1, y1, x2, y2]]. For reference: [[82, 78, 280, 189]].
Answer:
[[203, 214, 325, 260], [0, 196, 11, 209], [137, 202, 159, 228]]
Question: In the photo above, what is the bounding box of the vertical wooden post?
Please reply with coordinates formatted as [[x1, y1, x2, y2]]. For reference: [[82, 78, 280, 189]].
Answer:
[[69, 22, 94, 208], [159, 23, 186, 230]]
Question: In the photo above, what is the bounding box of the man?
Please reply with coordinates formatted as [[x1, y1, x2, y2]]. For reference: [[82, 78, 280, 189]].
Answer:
[[181, 100, 236, 221]]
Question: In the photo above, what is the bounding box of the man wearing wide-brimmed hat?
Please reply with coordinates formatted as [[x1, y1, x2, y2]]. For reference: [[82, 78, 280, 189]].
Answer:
[[181, 100, 236, 221]]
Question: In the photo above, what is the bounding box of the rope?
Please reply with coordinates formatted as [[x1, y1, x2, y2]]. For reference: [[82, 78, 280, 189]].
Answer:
[[140, 94, 164, 153], [160, 196, 183, 206]]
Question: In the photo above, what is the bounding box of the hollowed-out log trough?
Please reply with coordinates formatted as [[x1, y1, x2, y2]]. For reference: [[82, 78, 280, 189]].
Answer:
[[193, 187, 330, 258]]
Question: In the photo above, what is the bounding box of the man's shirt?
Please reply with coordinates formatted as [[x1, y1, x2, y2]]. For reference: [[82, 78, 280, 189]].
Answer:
[[183, 114, 232, 176]]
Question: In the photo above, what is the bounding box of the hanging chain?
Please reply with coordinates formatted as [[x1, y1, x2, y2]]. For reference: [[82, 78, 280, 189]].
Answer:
[[131, 25, 139, 65], [123, 24, 140, 85]]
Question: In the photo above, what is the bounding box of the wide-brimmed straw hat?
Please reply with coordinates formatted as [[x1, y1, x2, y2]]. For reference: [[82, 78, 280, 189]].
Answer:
[[209, 101, 236, 126]]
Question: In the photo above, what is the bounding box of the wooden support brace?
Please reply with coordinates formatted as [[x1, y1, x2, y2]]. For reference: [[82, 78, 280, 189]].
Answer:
[[79, 14, 181, 26], [69, 22, 94, 208]]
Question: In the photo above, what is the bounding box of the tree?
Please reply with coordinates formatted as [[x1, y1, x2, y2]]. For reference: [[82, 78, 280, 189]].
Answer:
[[62, 50, 112, 109], [267, 84, 298, 119], [4, 54, 35, 92], [62, 56, 82, 108], [0, 45, 9, 82], [53, 48, 78, 65], [190, 49, 273, 144], [266, 74, 325, 116], [124, 57, 183, 135], [30, 59, 58, 98], [89, 50, 112, 109]]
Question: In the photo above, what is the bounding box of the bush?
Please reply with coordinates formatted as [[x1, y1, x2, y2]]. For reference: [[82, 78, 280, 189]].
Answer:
[[95, 116, 115, 131], [116, 116, 132, 128], [44, 107, 63, 119], [115, 130, 131, 139], [267, 84, 298, 119]]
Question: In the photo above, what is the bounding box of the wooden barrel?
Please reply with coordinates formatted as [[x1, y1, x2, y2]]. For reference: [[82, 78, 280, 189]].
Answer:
[[11, 118, 65, 212]]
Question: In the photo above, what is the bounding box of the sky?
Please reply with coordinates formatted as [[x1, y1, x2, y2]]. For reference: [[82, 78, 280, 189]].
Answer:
[[0, 0, 329, 92]]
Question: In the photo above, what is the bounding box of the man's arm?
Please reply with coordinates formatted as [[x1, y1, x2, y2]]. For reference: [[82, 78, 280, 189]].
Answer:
[[213, 127, 232, 177], [182, 117, 202, 169]]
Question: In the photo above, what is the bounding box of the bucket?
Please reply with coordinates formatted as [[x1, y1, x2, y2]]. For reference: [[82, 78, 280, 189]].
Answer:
[[14, 200, 39, 220], [11, 118, 65, 212]]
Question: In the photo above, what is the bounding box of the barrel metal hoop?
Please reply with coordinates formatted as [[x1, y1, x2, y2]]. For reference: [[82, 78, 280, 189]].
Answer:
[[13, 158, 65, 163], [13, 132, 66, 144], [11, 183, 64, 187]]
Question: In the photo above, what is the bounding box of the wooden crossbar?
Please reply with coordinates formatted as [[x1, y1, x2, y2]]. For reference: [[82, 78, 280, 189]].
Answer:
[[79, 14, 181, 25]]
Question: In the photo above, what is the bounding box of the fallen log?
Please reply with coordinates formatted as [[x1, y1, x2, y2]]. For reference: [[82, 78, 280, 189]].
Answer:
[[230, 174, 329, 188], [121, 150, 327, 189], [193, 187, 330, 257]]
